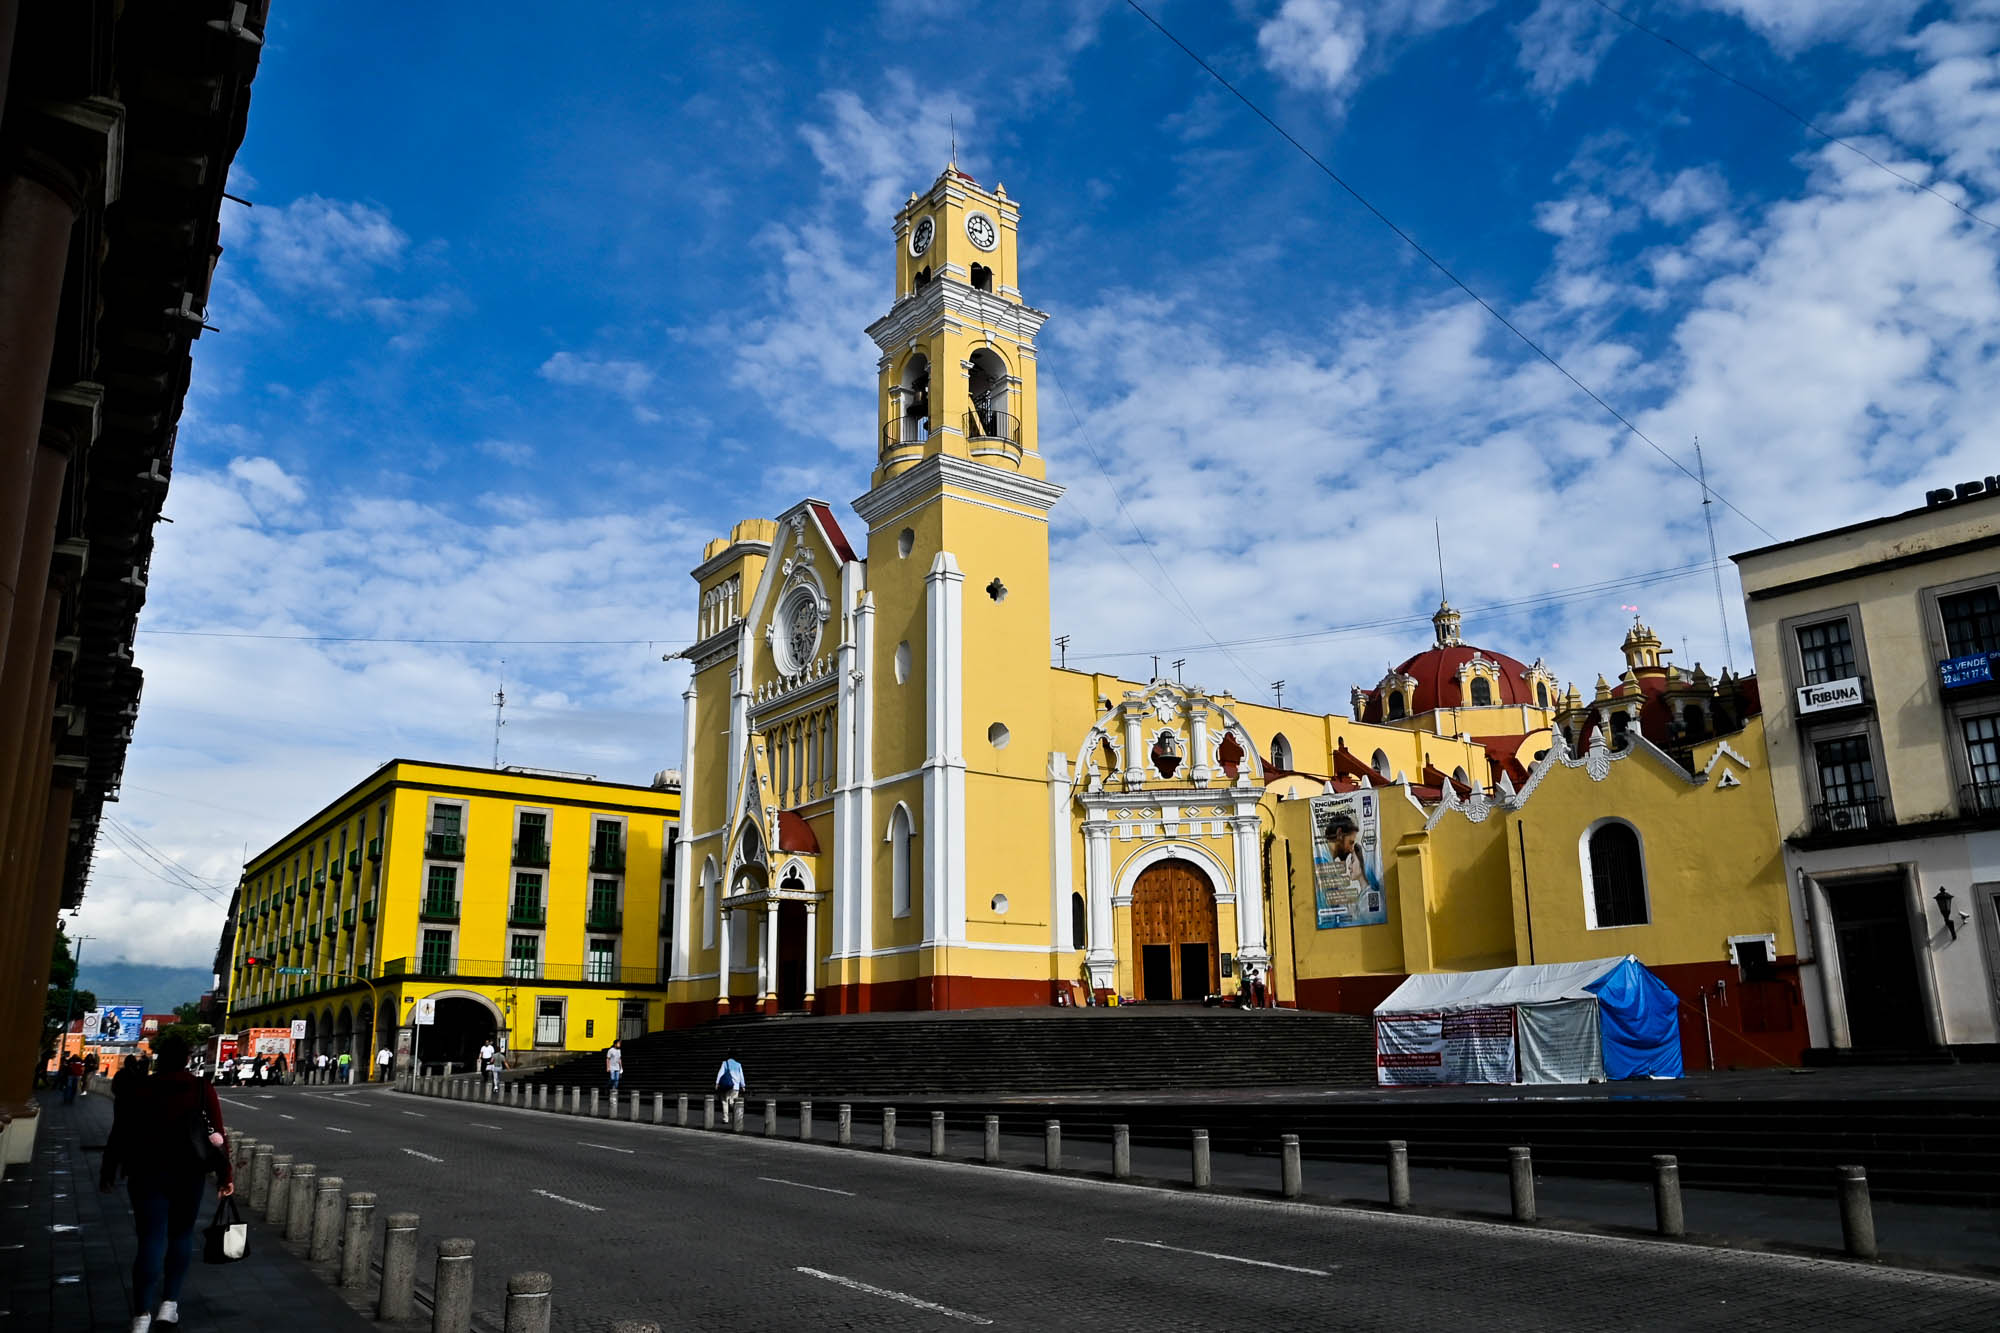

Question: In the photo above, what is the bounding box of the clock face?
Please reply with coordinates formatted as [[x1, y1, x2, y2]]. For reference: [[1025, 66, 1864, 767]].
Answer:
[[909, 216, 934, 257], [965, 212, 998, 251]]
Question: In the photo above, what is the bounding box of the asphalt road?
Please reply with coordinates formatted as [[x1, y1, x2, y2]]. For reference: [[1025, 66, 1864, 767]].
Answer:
[[216, 1085, 2000, 1333]]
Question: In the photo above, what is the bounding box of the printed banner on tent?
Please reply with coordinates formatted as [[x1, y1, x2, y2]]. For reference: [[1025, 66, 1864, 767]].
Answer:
[[1376, 1006, 1517, 1085], [1309, 791, 1386, 929]]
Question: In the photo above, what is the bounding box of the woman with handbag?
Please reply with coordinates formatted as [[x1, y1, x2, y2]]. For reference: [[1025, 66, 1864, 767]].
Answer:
[[99, 1032, 234, 1333]]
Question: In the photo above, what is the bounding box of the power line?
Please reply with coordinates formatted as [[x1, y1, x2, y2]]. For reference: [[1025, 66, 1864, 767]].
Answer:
[[1118, 0, 1777, 542], [98, 819, 230, 905], [136, 628, 662, 645], [1588, 0, 1999, 233]]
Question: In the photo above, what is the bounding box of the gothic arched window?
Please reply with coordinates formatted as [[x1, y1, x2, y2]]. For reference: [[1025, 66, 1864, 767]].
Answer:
[[1070, 891, 1087, 951], [1536, 681, 1550, 708], [888, 805, 915, 919], [1269, 734, 1293, 770], [1372, 749, 1393, 779]]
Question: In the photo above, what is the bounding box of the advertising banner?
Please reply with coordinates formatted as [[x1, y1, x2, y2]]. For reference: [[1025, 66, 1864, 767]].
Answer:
[[81, 1009, 102, 1040], [93, 1004, 143, 1045], [244, 1027, 294, 1058], [1309, 790, 1386, 929], [1376, 1007, 1519, 1085]]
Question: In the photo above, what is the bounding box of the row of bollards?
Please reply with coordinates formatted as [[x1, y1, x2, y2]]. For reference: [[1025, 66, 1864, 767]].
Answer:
[[226, 1127, 665, 1332], [404, 1076, 1884, 1262]]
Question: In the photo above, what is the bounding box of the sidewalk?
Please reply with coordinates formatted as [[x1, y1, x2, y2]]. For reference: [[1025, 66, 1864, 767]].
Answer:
[[1, 1089, 374, 1332]]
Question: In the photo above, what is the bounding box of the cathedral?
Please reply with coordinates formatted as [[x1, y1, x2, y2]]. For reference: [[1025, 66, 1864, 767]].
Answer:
[[661, 167, 1805, 1065]]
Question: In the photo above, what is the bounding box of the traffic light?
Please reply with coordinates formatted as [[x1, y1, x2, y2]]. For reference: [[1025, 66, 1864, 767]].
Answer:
[[242, 955, 269, 968]]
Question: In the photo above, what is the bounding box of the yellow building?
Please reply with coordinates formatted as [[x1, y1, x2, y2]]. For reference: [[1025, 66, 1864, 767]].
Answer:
[[661, 167, 1802, 1063], [225, 760, 680, 1072]]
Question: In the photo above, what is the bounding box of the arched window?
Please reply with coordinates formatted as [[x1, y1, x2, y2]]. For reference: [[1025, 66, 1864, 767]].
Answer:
[[1070, 891, 1087, 951], [1372, 749, 1393, 779], [1386, 691, 1407, 721], [888, 805, 914, 918], [1610, 712, 1631, 749], [1470, 677, 1493, 706], [1682, 703, 1706, 741], [1269, 733, 1293, 770], [967, 348, 1009, 440], [1451, 766, 1469, 786], [1536, 681, 1550, 708], [1584, 821, 1648, 928]]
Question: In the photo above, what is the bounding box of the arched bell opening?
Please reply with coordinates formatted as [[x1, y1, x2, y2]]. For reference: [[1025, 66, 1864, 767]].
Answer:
[[886, 352, 931, 451], [965, 348, 1015, 444]]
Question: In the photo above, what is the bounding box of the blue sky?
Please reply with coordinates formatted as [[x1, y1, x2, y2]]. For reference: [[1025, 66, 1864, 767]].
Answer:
[[84, 0, 2000, 967]]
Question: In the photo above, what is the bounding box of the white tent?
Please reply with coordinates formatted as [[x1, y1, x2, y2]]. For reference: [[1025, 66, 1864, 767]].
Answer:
[[1373, 956, 1683, 1086]]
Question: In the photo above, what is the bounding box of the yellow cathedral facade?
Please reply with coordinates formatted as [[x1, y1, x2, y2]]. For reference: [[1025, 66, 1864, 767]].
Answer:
[[661, 167, 1804, 1065]]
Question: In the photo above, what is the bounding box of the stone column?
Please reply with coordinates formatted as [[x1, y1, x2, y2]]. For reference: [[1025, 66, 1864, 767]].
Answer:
[[1082, 823, 1115, 994], [802, 898, 817, 1009], [716, 905, 732, 1014], [1229, 812, 1268, 969], [763, 900, 777, 1012], [1188, 701, 1211, 785]]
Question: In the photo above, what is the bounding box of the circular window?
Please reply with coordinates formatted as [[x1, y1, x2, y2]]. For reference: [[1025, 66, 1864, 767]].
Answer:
[[988, 722, 1010, 749], [990, 893, 1009, 914], [776, 586, 823, 675]]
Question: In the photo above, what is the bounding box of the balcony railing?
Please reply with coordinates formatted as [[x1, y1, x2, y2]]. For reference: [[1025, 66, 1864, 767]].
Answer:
[[342, 907, 356, 929], [586, 904, 623, 932], [418, 953, 454, 978], [381, 955, 666, 985], [427, 831, 465, 860], [590, 843, 625, 873], [1810, 797, 1888, 835], [284, 887, 295, 903], [348, 848, 363, 872], [307, 923, 320, 942], [329, 858, 343, 880], [509, 900, 546, 927], [1961, 781, 2000, 818], [965, 407, 1020, 444], [361, 900, 376, 922], [419, 893, 460, 922], [367, 836, 383, 861], [514, 837, 550, 868], [313, 868, 327, 887], [882, 417, 931, 451]]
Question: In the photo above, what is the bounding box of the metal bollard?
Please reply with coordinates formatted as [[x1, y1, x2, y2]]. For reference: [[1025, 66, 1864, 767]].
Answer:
[[504, 1271, 554, 1333], [589, 1089, 599, 1119], [1045, 1120, 1062, 1171], [881, 1107, 897, 1152], [1508, 1147, 1536, 1223], [1112, 1124, 1131, 1179], [312, 1177, 345, 1265], [266, 1153, 294, 1224], [764, 1099, 778, 1137], [654, 1092, 665, 1125], [1652, 1154, 1685, 1237], [630, 1091, 642, 1123], [678, 1093, 689, 1127], [731, 1100, 744, 1133], [433, 1237, 476, 1333], [931, 1111, 947, 1157], [249, 1146, 274, 1213], [799, 1101, 813, 1141], [838, 1103, 853, 1146], [1837, 1165, 1877, 1260], [340, 1184, 376, 1280], [539, 1084, 549, 1111], [378, 1210, 420, 1317], [1280, 1135, 1302, 1198], [703, 1095, 715, 1130], [1191, 1129, 1212, 1189], [1387, 1140, 1411, 1210], [287, 1163, 317, 1241], [984, 1115, 1001, 1163]]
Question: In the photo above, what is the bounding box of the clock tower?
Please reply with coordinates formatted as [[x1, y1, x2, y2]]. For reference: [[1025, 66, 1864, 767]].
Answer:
[[851, 165, 1064, 1002]]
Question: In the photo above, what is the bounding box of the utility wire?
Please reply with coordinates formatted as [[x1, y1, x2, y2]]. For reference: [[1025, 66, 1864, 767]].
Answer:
[[99, 819, 229, 905], [1589, 0, 2000, 233], [136, 629, 662, 645], [1119, 0, 1776, 542]]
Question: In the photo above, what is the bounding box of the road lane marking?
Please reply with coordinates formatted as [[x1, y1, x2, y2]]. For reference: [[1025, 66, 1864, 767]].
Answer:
[[532, 1189, 603, 1213], [400, 1111, 426, 1118], [400, 1149, 444, 1163], [795, 1268, 991, 1325], [759, 1177, 855, 1197], [471, 1124, 501, 1130], [1104, 1238, 1329, 1276], [577, 1141, 635, 1154], [218, 1097, 257, 1111], [324, 1127, 352, 1134], [279, 1114, 296, 1120]]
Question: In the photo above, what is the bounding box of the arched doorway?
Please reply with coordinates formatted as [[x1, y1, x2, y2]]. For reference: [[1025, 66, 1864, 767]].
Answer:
[[427, 996, 500, 1073], [1130, 858, 1218, 1002], [777, 900, 808, 1011]]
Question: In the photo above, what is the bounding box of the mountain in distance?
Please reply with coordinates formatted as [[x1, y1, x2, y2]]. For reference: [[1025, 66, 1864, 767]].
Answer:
[[76, 959, 215, 1014]]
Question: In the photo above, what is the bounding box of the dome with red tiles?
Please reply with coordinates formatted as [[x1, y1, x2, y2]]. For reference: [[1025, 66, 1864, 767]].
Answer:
[[1354, 602, 1558, 723]]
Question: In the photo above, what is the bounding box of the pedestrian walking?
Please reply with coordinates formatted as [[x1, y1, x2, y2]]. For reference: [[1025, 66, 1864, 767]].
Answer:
[[715, 1050, 746, 1119], [99, 1033, 233, 1333], [605, 1039, 623, 1093], [63, 1053, 85, 1103], [480, 1039, 501, 1093], [376, 1044, 394, 1082], [315, 1051, 329, 1084], [336, 1050, 352, 1083]]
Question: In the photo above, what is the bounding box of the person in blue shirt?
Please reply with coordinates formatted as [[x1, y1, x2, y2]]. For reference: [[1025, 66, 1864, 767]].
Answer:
[[715, 1051, 746, 1121]]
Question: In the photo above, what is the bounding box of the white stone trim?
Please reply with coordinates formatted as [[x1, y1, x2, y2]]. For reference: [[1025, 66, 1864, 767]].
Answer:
[[670, 682, 697, 981], [852, 453, 1064, 527], [1049, 751, 1075, 950], [922, 552, 967, 947]]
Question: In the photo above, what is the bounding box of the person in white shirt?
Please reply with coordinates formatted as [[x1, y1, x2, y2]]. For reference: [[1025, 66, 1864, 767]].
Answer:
[[376, 1046, 393, 1082], [479, 1040, 499, 1092], [315, 1051, 329, 1085]]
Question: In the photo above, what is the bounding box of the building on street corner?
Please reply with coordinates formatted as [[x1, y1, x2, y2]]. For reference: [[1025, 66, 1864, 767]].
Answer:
[[224, 760, 680, 1074], [1735, 481, 2000, 1058]]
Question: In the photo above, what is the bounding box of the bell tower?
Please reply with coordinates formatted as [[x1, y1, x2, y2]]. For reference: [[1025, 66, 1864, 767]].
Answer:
[[867, 164, 1047, 486], [851, 166, 1063, 999]]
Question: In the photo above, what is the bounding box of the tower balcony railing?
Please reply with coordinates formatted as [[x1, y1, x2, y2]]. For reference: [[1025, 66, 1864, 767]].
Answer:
[[964, 408, 1019, 444], [882, 417, 932, 452]]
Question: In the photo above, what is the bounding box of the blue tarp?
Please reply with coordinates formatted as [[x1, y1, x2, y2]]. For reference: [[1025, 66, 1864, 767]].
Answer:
[[1584, 956, 1684, 1079]]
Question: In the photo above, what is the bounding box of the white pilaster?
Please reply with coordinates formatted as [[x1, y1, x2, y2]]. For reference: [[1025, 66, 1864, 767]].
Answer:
[[1049, 751, 1074, 949], [1189, 701, 1211, 786], [1229, 810, 1269, 965], [922, 553, 967, 947], [1122, 708, 1144, 788], [804, 898, 819, 1003], [1084, 823, 1115, 990], [670, 680, 697, 981], [716, 906, 732, 1010], [850, 589, 876, 958], [763, 900, 778, 1004]]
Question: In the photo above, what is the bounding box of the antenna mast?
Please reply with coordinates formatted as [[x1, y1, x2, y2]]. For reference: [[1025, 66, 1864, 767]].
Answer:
[[492, 659, 506, 769], [1696, 439, 1735, 672], [1434, 519, 1446, 604]]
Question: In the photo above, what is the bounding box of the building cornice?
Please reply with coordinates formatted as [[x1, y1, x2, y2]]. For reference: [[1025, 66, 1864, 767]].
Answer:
[[852, 453, 1065, 527], [693, 538, 773, 583]]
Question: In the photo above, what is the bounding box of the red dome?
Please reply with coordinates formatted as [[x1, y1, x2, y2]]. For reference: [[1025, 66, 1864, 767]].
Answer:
[[1359, 643, 1544, 722]]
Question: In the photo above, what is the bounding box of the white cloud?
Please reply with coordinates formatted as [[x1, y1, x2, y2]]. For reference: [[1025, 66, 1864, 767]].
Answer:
[[1697, 0, 1927, 53], [1258, 0, 1368, 101], [538, 351, 663, 423], [1514, 0, 1619, 96], [225, 455, 306, 505], [242, 195, 408, 303]]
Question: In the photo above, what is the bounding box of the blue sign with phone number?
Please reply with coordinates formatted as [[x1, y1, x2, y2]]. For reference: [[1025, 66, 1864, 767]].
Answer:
[[1941, 653, 1996, 688]]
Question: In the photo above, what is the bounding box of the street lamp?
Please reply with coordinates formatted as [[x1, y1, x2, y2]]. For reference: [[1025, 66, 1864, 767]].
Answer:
[[1935, 885, 1960, 940]]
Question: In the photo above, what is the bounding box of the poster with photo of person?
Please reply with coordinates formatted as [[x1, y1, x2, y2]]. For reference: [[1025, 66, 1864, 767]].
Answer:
[[1309, 791, 1386, 929]]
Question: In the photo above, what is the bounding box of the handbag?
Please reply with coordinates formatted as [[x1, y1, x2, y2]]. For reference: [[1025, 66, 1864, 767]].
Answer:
[[203, 1196, 248, 1264]]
